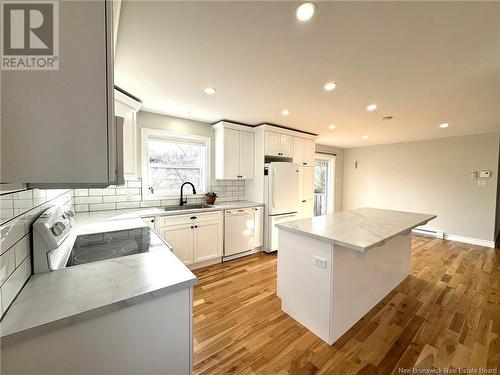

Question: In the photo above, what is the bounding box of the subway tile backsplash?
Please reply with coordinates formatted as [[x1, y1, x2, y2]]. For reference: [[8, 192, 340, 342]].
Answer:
[[0, 187, 73, 319], [73, 178, 246, 213]]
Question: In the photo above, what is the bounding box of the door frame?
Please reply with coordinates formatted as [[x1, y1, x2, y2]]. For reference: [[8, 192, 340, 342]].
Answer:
[[314, 153, 336, 214]]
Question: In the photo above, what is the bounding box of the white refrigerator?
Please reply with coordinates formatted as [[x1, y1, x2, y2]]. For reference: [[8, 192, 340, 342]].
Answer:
[[263, 162, 300, 253]]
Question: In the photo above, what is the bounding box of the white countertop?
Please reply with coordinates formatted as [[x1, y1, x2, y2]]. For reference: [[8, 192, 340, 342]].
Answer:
[[276, 207, 436, 252], [72, 200, 263, 228], [0, 200, 262, 343], [0, 244, 196, 342]]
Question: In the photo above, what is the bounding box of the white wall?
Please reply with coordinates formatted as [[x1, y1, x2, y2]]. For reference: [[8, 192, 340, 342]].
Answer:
[[315, 144, 344, 212], [343, 133, 499, 242]]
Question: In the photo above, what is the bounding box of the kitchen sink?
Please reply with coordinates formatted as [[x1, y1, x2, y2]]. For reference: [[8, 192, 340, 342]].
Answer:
[[161, 204, 215, 212]]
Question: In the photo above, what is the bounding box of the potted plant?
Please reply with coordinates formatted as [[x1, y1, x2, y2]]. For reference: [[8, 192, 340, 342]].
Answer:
[[204, 192, 218, 205]]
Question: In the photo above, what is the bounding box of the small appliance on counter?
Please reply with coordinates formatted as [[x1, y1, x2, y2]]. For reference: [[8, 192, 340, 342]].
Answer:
[[32, 205, 172, 273]]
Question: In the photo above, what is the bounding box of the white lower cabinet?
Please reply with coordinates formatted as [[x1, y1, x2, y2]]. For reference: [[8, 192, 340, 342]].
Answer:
[[159, 224, 194, 265], [156, 211, 222, 268]]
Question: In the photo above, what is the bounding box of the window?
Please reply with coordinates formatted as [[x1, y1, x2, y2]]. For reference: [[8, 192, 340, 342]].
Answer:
[[141, 129, 210, 199]]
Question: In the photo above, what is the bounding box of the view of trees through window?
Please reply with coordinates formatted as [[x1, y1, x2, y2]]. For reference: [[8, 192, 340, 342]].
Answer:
[[147, 138, 206, 196]]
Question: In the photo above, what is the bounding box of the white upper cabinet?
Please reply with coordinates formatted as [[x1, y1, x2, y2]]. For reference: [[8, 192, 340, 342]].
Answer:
[[293, 138, 316, 166], [265, 132, 294, 157], [213, 122, 254, 180], [1, 1, 117, 186], [114, 90, 142, 180]]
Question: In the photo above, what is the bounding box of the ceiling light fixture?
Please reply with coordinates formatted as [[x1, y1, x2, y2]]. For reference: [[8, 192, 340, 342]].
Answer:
[[204, 87, 216, 95], [366, 104, 378, 111], [328, 124, 336, 130], [296, 2, 316, 22], [362, 135, 369, 140], [439, 123, 449, 128], [324, 82, 337, 91], [282, 109, 290, 116]]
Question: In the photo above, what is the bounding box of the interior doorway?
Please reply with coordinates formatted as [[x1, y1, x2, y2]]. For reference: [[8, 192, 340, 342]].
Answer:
[[314, 154, 336, 216]]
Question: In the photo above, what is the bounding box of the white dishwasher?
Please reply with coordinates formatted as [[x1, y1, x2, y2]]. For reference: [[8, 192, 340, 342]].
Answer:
[[224, 208, 256, 257]]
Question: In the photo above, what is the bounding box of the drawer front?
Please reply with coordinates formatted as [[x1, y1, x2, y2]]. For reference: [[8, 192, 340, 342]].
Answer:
[[157, 211, 222, 227]]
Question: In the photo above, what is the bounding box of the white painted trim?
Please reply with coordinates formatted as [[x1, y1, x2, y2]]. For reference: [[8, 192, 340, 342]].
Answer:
[[315, 153, 336, 215], [256, 124, 317, 140], [212, 121, 255, 133], [444, 234, 495, 248], [114, 89, 142, 112], [412, 229, 494, 248], [141, 128, 211, 201]]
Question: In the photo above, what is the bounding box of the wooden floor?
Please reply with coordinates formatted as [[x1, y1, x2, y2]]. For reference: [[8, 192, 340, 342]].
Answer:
[[192, 236, 500, 374]]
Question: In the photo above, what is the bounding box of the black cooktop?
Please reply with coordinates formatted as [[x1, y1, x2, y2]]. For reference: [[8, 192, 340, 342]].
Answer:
[[66, 227, 166, 267]]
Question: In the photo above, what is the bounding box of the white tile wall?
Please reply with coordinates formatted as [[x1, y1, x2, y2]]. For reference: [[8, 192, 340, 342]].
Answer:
[[73, 179, 246, 212], [0, 188, 73, 318]]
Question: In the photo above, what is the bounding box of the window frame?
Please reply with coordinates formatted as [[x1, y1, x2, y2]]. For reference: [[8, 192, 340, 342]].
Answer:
[[141, 128, 211, 200]]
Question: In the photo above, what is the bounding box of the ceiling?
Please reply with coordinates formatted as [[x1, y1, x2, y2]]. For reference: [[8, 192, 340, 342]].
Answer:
[[115, 1, 500, 148]]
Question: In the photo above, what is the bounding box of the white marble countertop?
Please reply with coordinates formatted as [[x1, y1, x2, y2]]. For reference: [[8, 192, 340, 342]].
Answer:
[[276, 207, 436, 252], [0, 200, 262, 343], [72, 200, 263, 228], [0, 242, 196, 343]]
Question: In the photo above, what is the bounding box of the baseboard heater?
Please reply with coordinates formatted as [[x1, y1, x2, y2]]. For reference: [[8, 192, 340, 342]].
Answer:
[[412, 228, 444, 239]]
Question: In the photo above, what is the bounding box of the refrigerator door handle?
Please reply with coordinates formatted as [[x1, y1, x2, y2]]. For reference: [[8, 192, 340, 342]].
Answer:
[[272, 169, 276, 208]]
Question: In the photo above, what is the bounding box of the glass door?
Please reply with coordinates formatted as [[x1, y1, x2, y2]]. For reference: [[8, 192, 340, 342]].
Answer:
[[314, 159, 329, 216], [314, 156, 335, 216]]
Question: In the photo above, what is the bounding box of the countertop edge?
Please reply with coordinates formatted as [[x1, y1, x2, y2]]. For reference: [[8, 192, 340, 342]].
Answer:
[[276, 215, 437, 252], [0, 276, 197, 345]]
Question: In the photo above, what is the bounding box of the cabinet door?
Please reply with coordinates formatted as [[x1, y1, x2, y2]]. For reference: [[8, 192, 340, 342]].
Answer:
[[280, 135, 294, 158], [220, 128, 240, 179], [302, 166, 315, 201], [293, 137, 304, 165], [265, 132, 281, 156], [239, 131, 254, 179], [302, 140, 316, 166], [194, 221, 222, 262], [2, 1, 113, 184], [159, 224, 194, 265], [115, 101, 137, 179], [300, 200, 314, 219], [254, 207, 263, 247]]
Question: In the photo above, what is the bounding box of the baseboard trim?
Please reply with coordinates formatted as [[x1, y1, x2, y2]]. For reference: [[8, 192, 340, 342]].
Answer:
[[443, 234, 495, 248], [412, 229, 494, 248]]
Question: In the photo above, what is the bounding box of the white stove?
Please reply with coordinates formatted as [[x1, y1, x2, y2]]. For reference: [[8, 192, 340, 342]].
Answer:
[[32, 205, 171, 273]]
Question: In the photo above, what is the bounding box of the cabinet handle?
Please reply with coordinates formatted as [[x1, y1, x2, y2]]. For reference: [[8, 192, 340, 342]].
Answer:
[[190, 216, 197, 220], [303, 162, 307, 165], [302, 200, 306, 203], [190, 226, 194, 229], [194, 225, 198, 228]]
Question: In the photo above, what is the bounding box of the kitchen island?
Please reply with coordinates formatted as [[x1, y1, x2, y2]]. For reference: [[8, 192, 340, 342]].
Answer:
[[276, 207, 436, 345]]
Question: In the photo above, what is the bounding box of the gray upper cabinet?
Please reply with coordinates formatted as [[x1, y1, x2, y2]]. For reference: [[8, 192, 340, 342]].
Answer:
[[1, 1, 118, 186]]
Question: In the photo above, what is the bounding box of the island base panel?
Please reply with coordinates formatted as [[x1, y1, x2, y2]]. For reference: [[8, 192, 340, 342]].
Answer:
[[1, 288, 193, 375], [277, 230, 411, 345]]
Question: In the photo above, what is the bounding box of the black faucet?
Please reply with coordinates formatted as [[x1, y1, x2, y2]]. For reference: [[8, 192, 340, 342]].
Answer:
[[180, 182, 196, 206]]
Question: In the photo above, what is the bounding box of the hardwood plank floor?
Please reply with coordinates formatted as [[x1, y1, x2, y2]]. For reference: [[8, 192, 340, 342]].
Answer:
[[192, 236, 500, 374]]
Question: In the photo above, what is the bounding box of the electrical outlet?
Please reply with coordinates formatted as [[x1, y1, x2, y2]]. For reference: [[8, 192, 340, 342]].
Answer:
[[479, 170, 491, 178], [313, 256, 327, 269]]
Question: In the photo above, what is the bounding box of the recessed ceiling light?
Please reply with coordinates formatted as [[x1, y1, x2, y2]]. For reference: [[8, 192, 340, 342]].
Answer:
[[282, 109, 290, 116], [296, 2, 316, 22], [204, 87, 216, 95], [328, 124, 336, 130], [324, 82, 337, 91], [439, 123, 449, 128], [366, 104, 378, 111], [362, 135, 369, 140]]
